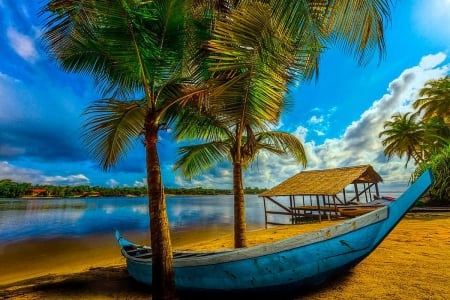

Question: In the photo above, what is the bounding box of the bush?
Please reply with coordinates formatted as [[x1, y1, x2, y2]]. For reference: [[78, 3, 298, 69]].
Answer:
[[411, 144, 450, 205]]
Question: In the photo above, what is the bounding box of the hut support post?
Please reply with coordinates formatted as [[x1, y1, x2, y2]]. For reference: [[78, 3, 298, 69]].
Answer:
[[317, 195, 321, 222], [354, 183, 360, 202], [292, 196, 295, 224], [263, 197, 268, 228]]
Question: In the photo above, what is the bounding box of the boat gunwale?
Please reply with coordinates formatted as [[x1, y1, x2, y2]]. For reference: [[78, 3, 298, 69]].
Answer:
[[120, 205, 389, 266]]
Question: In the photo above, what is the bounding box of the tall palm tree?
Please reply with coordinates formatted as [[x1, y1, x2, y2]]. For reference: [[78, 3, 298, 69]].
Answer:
[[413, 76, 450, 124], [379, 112, 428, 166], [41, 1, 213, 298], [175, 0, 393, 248], [204, 2, 306, 248]]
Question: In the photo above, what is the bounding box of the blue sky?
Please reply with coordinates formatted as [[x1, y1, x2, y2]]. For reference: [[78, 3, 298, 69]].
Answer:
[[1, 1, 449, 192]]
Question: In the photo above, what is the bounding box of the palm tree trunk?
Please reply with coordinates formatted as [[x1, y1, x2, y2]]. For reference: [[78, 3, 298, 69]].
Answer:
[[233, 159, 247, 248], [145, 120, 177, 300]]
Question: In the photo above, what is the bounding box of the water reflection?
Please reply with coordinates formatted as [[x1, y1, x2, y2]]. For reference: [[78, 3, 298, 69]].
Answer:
[[0, 195, 266, 243]]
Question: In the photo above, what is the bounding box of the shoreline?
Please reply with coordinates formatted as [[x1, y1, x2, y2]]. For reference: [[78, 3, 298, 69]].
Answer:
[[1, 212, 449, 299]]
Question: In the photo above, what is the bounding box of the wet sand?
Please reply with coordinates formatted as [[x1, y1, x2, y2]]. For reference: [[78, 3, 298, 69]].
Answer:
[[1, 212, 449, 299]]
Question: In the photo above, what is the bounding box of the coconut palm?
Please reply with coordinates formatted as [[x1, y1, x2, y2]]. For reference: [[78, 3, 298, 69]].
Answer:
[[379, 112, 428, 166], [413, 76, 450, 124], [41, 1, 214, 298], [174, 0, 392, 248], [223, 0, 394, 244], [195, 1, 314, 248]]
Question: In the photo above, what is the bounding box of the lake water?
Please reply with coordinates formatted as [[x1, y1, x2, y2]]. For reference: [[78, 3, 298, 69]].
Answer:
[[0, 191, 404, 244], [0, 195, 267, 244]]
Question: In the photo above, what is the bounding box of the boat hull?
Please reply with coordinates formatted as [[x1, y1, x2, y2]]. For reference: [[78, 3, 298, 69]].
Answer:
[[117, 170, 433, 292], [125, 220, 383, 292]]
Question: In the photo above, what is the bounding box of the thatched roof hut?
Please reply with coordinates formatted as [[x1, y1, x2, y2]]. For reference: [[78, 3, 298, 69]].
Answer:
[[260, 165, 382, 197], [259, 165, 383, 226]]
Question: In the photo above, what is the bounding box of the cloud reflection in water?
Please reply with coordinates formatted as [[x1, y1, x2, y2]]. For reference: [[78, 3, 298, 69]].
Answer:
[[0, 195, 265, 243]]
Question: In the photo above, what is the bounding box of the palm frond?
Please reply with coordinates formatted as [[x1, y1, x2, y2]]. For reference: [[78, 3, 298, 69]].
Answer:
[[252, 131, 307, 167], [413, 76, 450, 122], [82, 98, 146, 170], [174, 141, 231, 179], [207, 2, 295, 125], [323, 0, 392, 65], [270, 0, 325, 82], [173, 107, 232, 142], [41, 0, 191, 100], [379, 112, 428, 166]]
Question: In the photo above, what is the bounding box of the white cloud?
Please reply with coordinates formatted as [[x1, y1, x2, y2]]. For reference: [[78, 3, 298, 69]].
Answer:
[[42, 174, 90, 185], [292, 126, 308, 141], [303, 107, 336, 138], [134, 178, 147, 187], [106, 178, 119, 188], [0, 161, 90, 185], [308, 115, 323, 124], [0, 161, 41, 183], [174, 168, 233, 189], [419, 53, 447, 69], [6, 27, 39, 63], [314, 129, 325, 136]]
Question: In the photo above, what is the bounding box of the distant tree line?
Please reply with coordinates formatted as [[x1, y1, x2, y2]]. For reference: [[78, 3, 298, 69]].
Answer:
[[0, 179, 266, 198], [0, 180, 32, 198]]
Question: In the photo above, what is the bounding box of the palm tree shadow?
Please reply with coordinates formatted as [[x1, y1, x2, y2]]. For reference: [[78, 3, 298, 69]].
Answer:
[[2, 265, 356, 299], [1, 266, 151, 299], [178, 269, 355, 300]]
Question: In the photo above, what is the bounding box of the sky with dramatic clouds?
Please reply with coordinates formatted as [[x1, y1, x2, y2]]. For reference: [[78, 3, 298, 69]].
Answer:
[[1, 1, 449, 192]]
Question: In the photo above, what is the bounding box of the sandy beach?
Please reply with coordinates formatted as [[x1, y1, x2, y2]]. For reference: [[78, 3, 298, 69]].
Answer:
[[1, 212, 449, 299]]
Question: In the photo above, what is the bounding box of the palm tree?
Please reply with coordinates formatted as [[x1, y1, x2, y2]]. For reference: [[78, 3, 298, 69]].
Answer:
[[422, 116, 450, 156], [379, 112, 428, 166], [413, 76, 450, 124], [174, 108, 307, 248], [41, 1, 213, 298], [204, 3, 306, 248], [174, 0, 392, 248]]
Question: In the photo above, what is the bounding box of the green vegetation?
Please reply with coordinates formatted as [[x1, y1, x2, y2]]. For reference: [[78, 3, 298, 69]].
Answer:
[[0, 180, 32, 198], [411, 145, 450, 205], [0, 180, 266, 198], [380, 76, 449, 204]]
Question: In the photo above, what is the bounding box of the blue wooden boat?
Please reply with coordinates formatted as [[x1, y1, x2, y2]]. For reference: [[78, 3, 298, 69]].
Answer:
[[115, 169, 433, 293]]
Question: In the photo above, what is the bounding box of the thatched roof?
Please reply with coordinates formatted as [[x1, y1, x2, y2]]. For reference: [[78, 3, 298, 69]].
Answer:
[[259, 165, 382, 197]]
